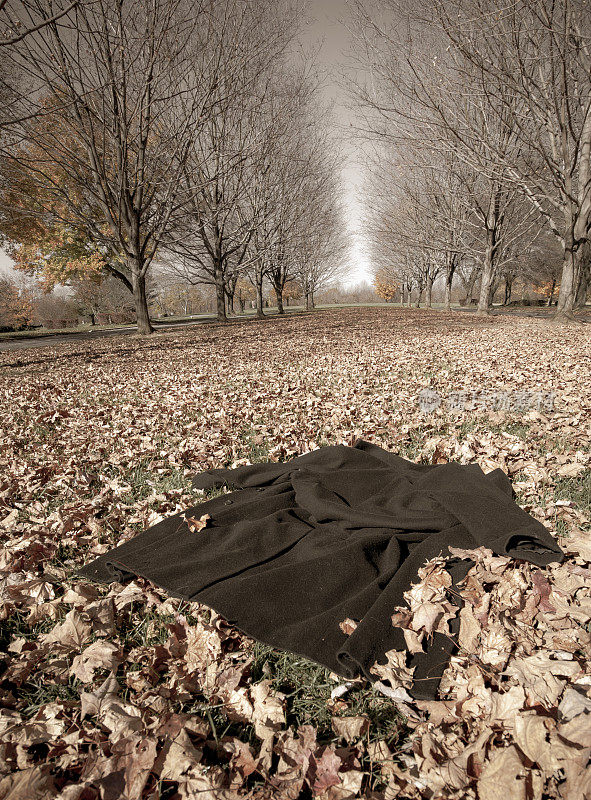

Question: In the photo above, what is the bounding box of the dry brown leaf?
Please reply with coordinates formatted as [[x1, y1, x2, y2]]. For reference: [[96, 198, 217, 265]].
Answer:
[[513, 711, 558, 775], [251, 679, 285, 740], [477, 746, 528, 800], [331, 715, 370, 742], [0, 766, 57, 800], [159, 728, 203, 781], [40, 608, 92, 650], [70, 640, 122, 682], [558, 685, 591, 721], [339, 618, 358, 635], [310, 745, 342, 795], [370, 648, 414, 690], [185, 513, 211, 533]]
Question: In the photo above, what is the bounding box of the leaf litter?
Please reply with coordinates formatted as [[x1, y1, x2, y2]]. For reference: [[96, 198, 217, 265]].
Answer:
[[0, 307, 589, 798]]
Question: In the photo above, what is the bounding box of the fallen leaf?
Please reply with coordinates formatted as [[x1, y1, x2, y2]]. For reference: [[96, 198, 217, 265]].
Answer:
[[70, 640, 122, 682], [185, 513, 211, 533], [331, 715, 369, 742]]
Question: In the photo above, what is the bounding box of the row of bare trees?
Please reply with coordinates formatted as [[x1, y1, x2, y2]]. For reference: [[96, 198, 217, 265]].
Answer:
[[0, 0, 346, 333], [350, 0, 591, 319]]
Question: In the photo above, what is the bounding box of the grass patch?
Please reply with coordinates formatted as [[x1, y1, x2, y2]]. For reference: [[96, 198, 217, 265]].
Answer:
[[118, 605, 202, 651], [17, 677, 83, 719], [119, 464, 196, 503], [554, 469, 591, 520], [47, 542, 80, 571], [235, 425, 271, 464], [0, 606, 65, 654], [248, 643, 407, 747], [0, 322, 137, 340]]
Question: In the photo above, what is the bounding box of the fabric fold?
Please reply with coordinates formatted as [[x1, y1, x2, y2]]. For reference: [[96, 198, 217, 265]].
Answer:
[[75, 439, 564, 701], [411, 460, 564, 566]]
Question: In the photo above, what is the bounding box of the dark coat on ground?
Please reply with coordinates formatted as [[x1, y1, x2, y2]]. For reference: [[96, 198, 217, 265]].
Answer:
[[75, 439, 564, 700]]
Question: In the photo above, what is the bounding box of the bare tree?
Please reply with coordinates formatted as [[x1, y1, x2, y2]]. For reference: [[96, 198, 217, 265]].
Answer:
[[159, 2, 306, 322], [296, 182, 348, 311], [242, 75, 344, 315], [365, 145, 473, 310], [430, 0, 591, 319], [0, 0, 79, 47], [350, 0, 586, 318], [350, 0, 545, 315], [0, 0, 220, 334]]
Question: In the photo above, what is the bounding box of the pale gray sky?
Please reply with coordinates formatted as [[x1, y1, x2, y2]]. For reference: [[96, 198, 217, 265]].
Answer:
[[0, 250, 12, 277], [303, 0, 372, 285], [0, 0, 372, 287]]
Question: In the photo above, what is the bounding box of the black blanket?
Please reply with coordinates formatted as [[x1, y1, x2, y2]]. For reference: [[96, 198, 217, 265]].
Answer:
[[75, 439, 564, 700]]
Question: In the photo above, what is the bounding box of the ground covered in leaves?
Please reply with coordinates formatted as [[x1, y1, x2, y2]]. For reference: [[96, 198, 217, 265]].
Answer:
[[0, 307, 590, 800]]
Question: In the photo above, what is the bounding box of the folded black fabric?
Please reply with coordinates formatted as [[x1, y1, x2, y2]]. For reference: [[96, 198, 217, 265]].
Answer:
[[74, 439, 564, 700]]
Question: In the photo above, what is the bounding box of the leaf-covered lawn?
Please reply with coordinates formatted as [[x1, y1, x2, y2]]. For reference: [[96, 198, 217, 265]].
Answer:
[[0, 307, 590, 800]]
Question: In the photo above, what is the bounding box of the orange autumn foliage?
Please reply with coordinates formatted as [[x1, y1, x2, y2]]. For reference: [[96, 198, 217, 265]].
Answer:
[[0, 278, 35, 329], [373, 269, 399, 302], [533, 280, 559, 299]]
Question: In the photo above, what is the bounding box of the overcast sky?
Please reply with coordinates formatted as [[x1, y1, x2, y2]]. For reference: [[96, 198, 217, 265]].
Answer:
[[302, 0, 372, 286], [1, 0, 372, 287]]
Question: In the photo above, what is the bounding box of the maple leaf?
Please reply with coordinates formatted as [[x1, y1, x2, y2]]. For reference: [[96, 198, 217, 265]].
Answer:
[[251, 679, 286, 740], [0, 765, 57, 800], [185, 513, 211, 533], [370, 648, 415, 690], [70, 640, 123, 683], [40, 608, 92, 650], [309, 745, 342, 795], [331, 715, 369, 742]]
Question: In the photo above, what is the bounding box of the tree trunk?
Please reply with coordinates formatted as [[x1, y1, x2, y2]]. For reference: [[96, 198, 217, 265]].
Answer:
[[256, 278, 264, 319], [555, 235, 582, 320], [574, 244, 590, 308], [131, 266, 154, 335], [491, 276, 502, 302], [443, 272, 453, 310], [414, 288, 422, 308], [477, 226, 496, 314], [566, 112, 591, 315], [503, 277, 513, 305], [425, 278, 433, 308], [276, 289, 285, 314], [547, 278, 556, 306], [477, 190, 501, 314], [305, 292, 311, 311], [461, 264, 480, 305], [310, 291, 315, 309], [214, 262, 227, 322], [477, 257, 495, 313]]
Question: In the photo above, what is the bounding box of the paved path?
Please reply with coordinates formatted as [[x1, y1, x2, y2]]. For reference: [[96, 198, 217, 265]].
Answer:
[[0, 317, 215, 351]]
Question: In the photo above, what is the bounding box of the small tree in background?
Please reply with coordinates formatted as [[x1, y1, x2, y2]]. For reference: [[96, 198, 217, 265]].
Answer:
[[533, 281, 560, 306], [373, 269, 399, 303], [234, 279, 256, 314], [70, 274, 136, 324], [0, 276, 34, 330]]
